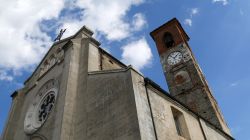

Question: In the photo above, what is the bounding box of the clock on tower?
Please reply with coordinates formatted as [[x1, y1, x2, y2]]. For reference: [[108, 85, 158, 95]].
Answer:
[[150, 18, 231, 134]]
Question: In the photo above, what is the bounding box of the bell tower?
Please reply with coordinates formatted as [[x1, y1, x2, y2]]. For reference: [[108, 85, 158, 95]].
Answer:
[[150, 18, 231, 134]]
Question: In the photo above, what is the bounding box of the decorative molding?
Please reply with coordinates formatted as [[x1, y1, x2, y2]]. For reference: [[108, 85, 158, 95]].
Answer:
[[39, 47, 64, 78]]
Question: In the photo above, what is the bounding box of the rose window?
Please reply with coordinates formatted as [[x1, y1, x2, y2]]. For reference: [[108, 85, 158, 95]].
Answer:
[[38, 92, 56, 123]]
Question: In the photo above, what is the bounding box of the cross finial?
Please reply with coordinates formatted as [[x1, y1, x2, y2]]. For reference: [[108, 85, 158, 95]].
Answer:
[[54, 29, 66, 42]]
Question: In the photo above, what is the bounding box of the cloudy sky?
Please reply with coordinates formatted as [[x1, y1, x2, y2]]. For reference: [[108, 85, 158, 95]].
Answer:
[[0, 0, 249, 139]]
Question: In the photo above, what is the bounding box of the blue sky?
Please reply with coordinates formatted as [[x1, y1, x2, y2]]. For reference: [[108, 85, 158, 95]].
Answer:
[[0, 0, 249, 139]]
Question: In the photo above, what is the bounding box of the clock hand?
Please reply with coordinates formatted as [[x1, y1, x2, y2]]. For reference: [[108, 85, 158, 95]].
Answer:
[[173, 53, 178, 59]]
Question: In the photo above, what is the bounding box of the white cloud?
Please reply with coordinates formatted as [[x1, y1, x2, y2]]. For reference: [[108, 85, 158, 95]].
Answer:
[[0, 0, 64, 72], [184, 19, 192, 27], [212, 0, 229, 5], [132, 13, 147, 31], [60, 0, 147, 41], [0, 0, 149, 81], [121, 38, 152, 70], [0, 70, 13, 81], [184, 8, 198, 27], [191, 8, 199, 17]]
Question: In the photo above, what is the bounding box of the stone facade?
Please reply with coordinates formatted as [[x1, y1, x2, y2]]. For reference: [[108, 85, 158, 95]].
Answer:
[[1, 20, 233, 140]]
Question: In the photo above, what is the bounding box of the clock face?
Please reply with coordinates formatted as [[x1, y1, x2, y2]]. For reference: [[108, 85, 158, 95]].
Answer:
[[167, 51, 183, 65], [24, 79, 58, 134]]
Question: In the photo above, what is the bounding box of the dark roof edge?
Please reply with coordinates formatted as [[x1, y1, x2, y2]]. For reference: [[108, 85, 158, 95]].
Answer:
[[98, 47, 127, 68], [10, 91, 18, 98], [144, 77, 234, 140], [150, 18, 190, 41], [88, 68, 127, 75]]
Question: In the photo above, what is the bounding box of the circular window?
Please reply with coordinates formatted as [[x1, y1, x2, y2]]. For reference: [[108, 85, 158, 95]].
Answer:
[[37, 91, 56, 124], [24, 79, 58, 135]]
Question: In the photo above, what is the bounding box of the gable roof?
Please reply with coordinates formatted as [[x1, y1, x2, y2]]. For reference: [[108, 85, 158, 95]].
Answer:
[[24, 26, 100, 84]]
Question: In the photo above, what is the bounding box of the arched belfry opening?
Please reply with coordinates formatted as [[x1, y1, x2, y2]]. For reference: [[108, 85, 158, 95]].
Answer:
[[163, 32, 175, 48]]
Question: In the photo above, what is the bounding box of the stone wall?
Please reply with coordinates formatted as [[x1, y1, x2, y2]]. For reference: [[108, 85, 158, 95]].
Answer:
[[88, 44, 126, 72], [142, 79, 233, 140], [85, 69, 141, 140]]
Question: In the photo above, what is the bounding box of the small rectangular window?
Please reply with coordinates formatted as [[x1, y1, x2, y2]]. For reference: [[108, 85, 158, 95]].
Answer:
[[171, 107, 190, 139]]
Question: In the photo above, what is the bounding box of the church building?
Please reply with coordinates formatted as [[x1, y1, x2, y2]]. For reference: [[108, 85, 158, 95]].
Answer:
[[1, 18, 234, 140]]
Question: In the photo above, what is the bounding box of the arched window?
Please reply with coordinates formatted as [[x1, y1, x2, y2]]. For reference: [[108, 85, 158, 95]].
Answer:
[[163, 32, 175, 48]]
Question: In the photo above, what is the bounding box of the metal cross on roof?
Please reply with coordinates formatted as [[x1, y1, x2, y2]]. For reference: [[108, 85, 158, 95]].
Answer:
[[54, 29, 66, 42]]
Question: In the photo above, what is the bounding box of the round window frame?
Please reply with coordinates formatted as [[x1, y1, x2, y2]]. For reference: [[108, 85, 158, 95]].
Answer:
[[24, 88, 58, 134], [36, 90, 57, 125]]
